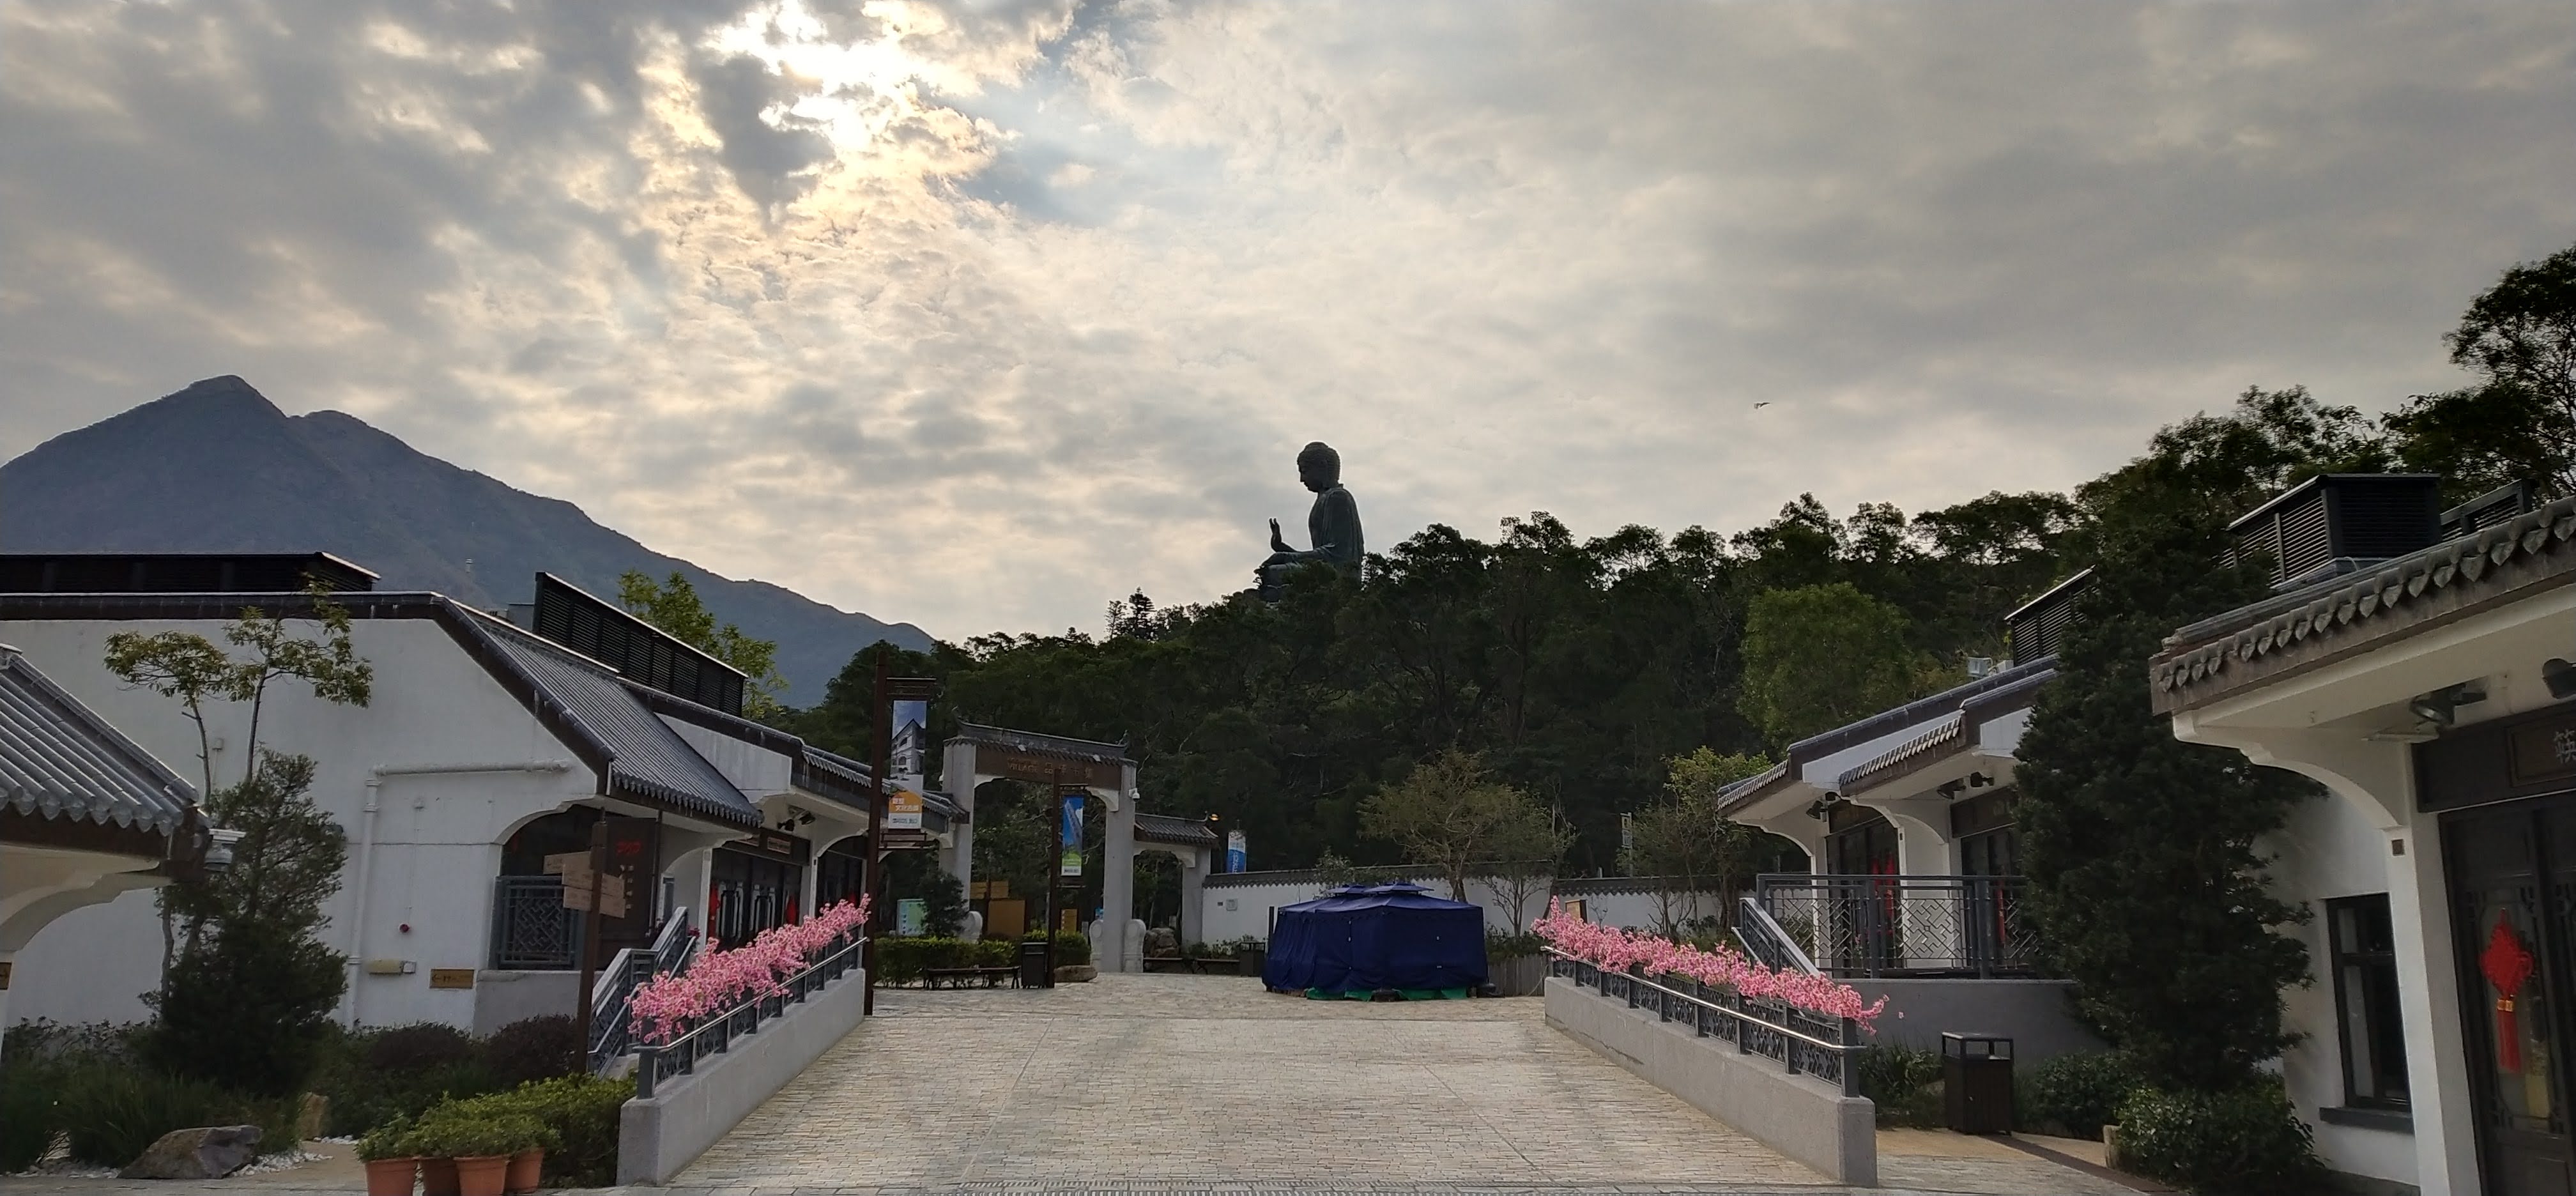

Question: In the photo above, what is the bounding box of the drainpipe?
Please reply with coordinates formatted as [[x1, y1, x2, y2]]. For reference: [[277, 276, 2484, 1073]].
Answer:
[[342, 760, 576, 1025]]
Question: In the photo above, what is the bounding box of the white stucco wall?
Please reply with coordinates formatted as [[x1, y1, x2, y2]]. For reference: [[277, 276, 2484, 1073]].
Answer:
[[3, 617, 608, 1030], [2260, 779, 2433, 1190]]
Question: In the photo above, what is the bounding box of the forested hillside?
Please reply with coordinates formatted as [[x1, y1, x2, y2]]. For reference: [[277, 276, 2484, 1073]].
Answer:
[[778, 241, 2576, 876]]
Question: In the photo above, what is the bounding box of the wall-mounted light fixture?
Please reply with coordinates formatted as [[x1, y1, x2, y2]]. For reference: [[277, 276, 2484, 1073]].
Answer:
[[1967, 772, 1994, 788], [2547, 658, 2576, 701], [2407, 682, 2488, 728]]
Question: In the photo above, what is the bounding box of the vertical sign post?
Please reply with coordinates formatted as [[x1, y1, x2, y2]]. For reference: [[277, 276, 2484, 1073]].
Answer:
[[866, 663, 942, 1017], [575, 818, 606, 1065], [1045, 765, 1064, 976]]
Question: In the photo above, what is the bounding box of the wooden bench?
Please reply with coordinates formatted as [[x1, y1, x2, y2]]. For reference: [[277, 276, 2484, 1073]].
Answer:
[[919, 966, 1018, 989]]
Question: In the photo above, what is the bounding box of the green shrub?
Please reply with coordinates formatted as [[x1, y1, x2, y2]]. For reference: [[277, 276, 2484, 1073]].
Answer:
[[368, 1023, 480, 1073], [356, 1115, 413, 1162], [1025, 930, 1091, 964], [494, 1074, 630, 1186], [480, 1016, 581, 1088], [1854, 1045, 1943, 1128], [1485, 930, 1544, 960], [2028, 1051, 2140, 1139], [54, 1064, 291, 1167], [1, 1063, 59, 1172], [2114, 1081, 2322, 1193]]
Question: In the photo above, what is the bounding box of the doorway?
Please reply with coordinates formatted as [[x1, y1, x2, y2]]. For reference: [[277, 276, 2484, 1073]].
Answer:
[[2447, 796, 2576, 1194]]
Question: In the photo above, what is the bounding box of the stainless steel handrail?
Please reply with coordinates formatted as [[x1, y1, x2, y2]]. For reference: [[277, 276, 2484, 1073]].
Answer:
[[1733, 895, 1821, 976], [1542, 947, 1860, 1096], [1547, 948, 1851, 1052]]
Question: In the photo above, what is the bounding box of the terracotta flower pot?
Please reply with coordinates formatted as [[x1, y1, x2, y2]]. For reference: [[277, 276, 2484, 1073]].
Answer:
[[364, 1157, 419, 1196], [507, 1147, 543, 1194], [455, 1155, 511, 1196], [420, 1156, 461, 1196]]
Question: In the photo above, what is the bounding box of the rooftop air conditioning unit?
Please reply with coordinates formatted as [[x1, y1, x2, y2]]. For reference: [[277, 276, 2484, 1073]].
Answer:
[[2227, 474, 2443, 592]]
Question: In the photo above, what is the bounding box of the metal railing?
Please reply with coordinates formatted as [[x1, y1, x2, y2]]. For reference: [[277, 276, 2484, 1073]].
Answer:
[[587, 907, 696, 1070], [1545, 949, 1860, 1096], [1734, 896, 1821, 976], [632, 930, 866, 1099], [491, 876, 580, 970], [1753, 873, 2033, 978]]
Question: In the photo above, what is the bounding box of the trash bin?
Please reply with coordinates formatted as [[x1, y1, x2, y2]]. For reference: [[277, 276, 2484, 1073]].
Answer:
[[1942, 1032, 2013, 1135], [1018, 939, 1054, 989]]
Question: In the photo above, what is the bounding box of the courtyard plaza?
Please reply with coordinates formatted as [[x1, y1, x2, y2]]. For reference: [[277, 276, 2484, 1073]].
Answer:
[[672, 973, 2131, 1195], [0, 975, 2135, 1196]]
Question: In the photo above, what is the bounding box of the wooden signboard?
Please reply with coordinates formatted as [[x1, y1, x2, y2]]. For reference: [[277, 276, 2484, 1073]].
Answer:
[[985, 898, 1027, 939], [429, 969, 476, 990]]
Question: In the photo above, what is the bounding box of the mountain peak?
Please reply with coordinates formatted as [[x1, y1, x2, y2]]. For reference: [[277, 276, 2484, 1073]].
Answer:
[[1, 378, 930, 696]]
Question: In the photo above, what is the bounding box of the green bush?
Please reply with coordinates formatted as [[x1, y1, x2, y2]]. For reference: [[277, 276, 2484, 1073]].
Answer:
[[1025, 930, 1091, 964], [2114, 1081, 2322, 1193], [1484, 930, 1544, 960], [480, 1016, 582, 1088], [1, 1063, 59, 1172], [1854, 1045, 1943, 1128], [53, 1064, 292, 1167], [2028, 1051, 2140, 1140], [368, 1023, 480, 1073], [481, 1075, 631, 1186]]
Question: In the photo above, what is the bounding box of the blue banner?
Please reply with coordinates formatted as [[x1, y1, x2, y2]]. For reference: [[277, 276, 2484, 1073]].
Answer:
[[1226, 830, 1247, 873], [1059, 793, 1086, 877]]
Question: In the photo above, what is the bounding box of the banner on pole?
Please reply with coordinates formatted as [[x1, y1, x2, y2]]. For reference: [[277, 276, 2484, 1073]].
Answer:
[[887, 787, 924, 831], [1059, 792, 1086, 877], [890, 699, 930, 788], [1225, 830, 1247, 873]]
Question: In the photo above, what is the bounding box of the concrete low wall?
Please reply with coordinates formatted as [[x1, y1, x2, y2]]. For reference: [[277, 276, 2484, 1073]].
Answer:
[[1545, 977, 1874, 1185], [617, 967, 868, 1185], [471, 970, 579, 1036], [1844, 977, 2106, 1063]]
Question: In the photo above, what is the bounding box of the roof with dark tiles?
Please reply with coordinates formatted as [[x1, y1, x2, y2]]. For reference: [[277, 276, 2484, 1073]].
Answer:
[[0, 645, 200, 841], [2152, 494, 2576, 713]]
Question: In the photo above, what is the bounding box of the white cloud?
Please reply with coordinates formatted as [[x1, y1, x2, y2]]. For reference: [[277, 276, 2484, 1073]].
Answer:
[[3, 0, 2573, 640]]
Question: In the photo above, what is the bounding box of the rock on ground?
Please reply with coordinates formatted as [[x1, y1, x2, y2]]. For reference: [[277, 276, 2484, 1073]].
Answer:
[[118, 1126, 262, 1179]]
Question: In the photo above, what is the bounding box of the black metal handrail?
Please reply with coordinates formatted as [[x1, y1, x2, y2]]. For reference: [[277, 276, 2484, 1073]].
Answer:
[[587, 906, 696, 1069], [631, 931, 866, 1099], [1544, 948, 1861, 1096], [1752, 873, 2033, 978], [1733, 895, 1821, 976]]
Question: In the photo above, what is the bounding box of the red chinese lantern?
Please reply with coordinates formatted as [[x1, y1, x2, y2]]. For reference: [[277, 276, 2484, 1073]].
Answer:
[[2483, 913, 2536, 1073]]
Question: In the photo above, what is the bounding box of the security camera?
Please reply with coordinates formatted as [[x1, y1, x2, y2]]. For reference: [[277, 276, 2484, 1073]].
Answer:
[[2548, 659, 2576, 701]]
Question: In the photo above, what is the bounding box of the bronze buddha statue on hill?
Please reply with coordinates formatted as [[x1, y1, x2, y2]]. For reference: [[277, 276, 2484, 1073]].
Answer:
[[1259, 441, 1363, 601]]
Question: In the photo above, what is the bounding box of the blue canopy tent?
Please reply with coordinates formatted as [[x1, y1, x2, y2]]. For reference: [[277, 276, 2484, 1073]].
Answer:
[[1263, 882, 1488, 998]]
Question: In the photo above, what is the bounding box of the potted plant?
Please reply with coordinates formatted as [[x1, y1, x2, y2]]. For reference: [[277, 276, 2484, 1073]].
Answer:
[[425, 1113, 530, 1196], [397, 1121, 460, 1196], [502, 1114, 557, 1195], [356, 1117, 418, 1196]]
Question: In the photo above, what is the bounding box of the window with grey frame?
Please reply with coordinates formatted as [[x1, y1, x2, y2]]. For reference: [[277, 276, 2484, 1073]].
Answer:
[[2327, 893, 2408, 1109]]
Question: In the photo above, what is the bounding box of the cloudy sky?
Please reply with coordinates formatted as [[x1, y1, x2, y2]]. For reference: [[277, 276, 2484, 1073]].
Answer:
[[4, 1, 2573, 640]]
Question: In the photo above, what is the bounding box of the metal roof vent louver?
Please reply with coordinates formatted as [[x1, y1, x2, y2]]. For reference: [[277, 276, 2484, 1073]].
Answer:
[[2227, 475, 2444, 592]]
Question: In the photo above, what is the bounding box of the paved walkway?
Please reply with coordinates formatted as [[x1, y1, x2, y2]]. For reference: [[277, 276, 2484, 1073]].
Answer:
[[669, 975, 2133, 1194], [0, 976, 2135, 1196]]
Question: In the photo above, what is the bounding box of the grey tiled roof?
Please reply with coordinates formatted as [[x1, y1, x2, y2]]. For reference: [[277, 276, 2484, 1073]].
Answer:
[[2154, 494, 2576, 712], [0, 647, 197, 837], [1134, 812, 1219, 847], [458, 610, 760, 827], [1835, 714, 1965, 793], [949, 721, 1131, 764]]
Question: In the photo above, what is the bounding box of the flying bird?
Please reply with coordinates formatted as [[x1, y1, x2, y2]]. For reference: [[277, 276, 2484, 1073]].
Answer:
[[1752, 401, 1772, 410]]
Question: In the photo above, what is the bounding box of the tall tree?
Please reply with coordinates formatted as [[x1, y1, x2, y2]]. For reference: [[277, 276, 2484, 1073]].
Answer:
[[2386, 241, 2576, 499], [2017, 390, 2345, 1092], [620, 570, 790, 716], [1738, 583, 1942, 747], [1360, 750, 1556, 903], [1626, 748, 1775, 937]]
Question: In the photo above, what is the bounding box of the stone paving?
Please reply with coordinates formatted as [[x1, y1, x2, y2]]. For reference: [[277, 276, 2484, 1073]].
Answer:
[[0, 976, 2137, 1196], [666, 975, 2135, 1195]]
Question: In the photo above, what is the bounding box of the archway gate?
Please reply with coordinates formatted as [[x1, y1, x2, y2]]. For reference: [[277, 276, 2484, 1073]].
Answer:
[[939, 722, 1153, 971]]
